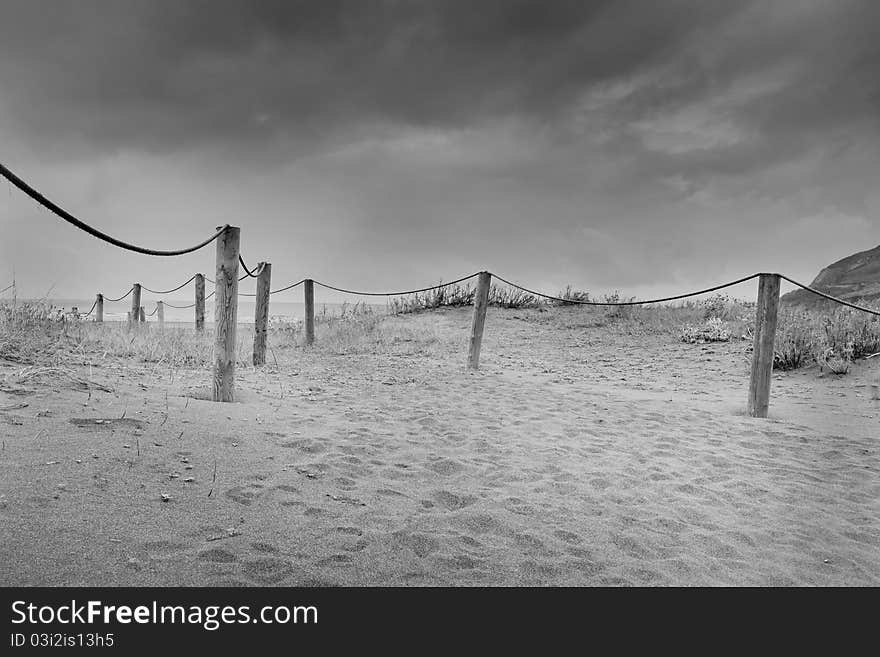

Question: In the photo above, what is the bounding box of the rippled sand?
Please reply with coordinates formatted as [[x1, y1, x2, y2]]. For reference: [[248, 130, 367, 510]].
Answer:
[[1, 306, 877, 586]]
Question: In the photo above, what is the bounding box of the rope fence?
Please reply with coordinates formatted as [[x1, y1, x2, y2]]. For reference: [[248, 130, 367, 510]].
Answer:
[[778, 275, 880, 318], [4, 160, 879, 412], [1, 163, 227, 257], [141, 274, 198, 295], [312, 272, 482, 297], [76, 297, 99, 318], [490, 272, 763, 306], [102, 287, 134, 303]]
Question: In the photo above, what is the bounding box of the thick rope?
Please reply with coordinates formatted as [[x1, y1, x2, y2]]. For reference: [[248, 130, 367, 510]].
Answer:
[[141, 274, 197, 295], [779, 275, 880, 317], [312, 272, 482, 297], [0, 283, 14, 294], [270, 279, 307, 295], [0, 162, 228, 256], [78, 297, 99, 317], [239, 278, 307, 297], [103, 287, 134, 303], [145, 304, 159, 317], [239, 255, 264, 278], [490, 272, 762, 306], [163, 289, 215, 309]]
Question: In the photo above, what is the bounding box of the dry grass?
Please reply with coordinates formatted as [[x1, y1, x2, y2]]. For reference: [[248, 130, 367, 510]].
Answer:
[[3, 291, 879, 378], [773, 305, 880, 372]]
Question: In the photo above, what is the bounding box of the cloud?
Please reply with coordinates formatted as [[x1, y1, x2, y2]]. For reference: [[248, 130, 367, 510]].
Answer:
[[0, 1, 878, 298]]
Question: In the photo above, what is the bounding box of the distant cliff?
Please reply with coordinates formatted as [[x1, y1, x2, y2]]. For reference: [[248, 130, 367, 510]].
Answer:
[[781, 245, 880, 309]]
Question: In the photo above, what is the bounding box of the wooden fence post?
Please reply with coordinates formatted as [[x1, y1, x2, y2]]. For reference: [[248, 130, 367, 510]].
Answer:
[[95, 294, 103, 323], [139, 306, 146, 323], [468, 271, 492, 369], [131, 283, 141, 324], [304, 278, 315, 346], [253, 262, 271, 366], [212, 225, 240, 402], [157, 301, 164, 328], [748, 273, 781, 418], [195, 273, 205, 332]]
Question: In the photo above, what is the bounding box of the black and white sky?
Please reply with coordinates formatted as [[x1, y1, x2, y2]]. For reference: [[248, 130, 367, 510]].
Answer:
[[1, 0, 878, 300]]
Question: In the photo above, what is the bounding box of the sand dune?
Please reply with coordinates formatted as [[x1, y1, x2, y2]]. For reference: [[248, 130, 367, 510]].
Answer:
[[0, 306, 877, 586]]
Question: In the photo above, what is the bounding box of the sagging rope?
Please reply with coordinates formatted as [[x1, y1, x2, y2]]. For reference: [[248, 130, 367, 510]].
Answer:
[[239, 255, 265, 278], [164, 290, 216, 309], [0, 282, 14, 294], [240, 278, 308, 297], [312, 272, 482, 297], [490, 272, 763, 306], [141, 274, 197, 295], [103, 287, 134, 302], [145, 305, 159, 317], [492, 271, 880, 316], [269, 279, 307, 295], [77, 297, 99, 318], [779, 275, 880, 317], [0, 162, 228, 256]]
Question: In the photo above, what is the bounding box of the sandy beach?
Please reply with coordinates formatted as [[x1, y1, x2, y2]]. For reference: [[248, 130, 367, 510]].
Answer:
[[0, 305, 877, 586]]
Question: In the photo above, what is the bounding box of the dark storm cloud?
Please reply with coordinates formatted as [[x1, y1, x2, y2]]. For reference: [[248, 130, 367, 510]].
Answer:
[[2, 1, 879, 299], [0, 0, 747, 156]]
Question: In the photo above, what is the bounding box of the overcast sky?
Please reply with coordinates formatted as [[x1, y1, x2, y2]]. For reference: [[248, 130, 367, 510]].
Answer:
[[1, 0, 878, 303]]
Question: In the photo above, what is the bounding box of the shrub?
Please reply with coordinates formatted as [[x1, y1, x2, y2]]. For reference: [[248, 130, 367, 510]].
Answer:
[[680, 317, 732, 343]]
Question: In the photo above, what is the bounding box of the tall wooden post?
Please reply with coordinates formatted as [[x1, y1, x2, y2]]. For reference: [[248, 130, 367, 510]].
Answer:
[[95, 294, 103, 323], [213, 226, 240, 402], [156, 301, 164, 328], [131, 284, 142, 324], [748, 273, 781, 418], [468, 271, 492, 370], [304, 278, 315, 346], [253, 263, 271, 366], [195, 273, 205, 332]]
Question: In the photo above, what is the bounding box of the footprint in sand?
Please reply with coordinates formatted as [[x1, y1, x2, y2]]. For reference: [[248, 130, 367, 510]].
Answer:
[[198, 548, 239, 563], [281, 439, 326, 454], [553, 529, 582, 545], [224, 482, 265, 506], [342, 539, 368, 553], [425, 458, 465, 476], [316, 554, 354, 567], [457, 513, 502, 535], [433, 490, 478, 511], [333, 477, 357, 491], [241, 558, 295, 584], [390, 530, 440, 558]]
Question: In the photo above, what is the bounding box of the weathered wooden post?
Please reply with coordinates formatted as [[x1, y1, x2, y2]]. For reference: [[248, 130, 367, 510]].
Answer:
[[195, 273, 205, 332], [156, 301, 164, 328], [213, 225, 240, 402], [131, 283, 142, 324], [139, 306, 146, 323], [95, 294, 103, 323], [253, 263, 271, 366], [304, 279, 315, 346], [127, 311, 132, 328], [748, 273, 781, 418], [468, 271, 492, 369]]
